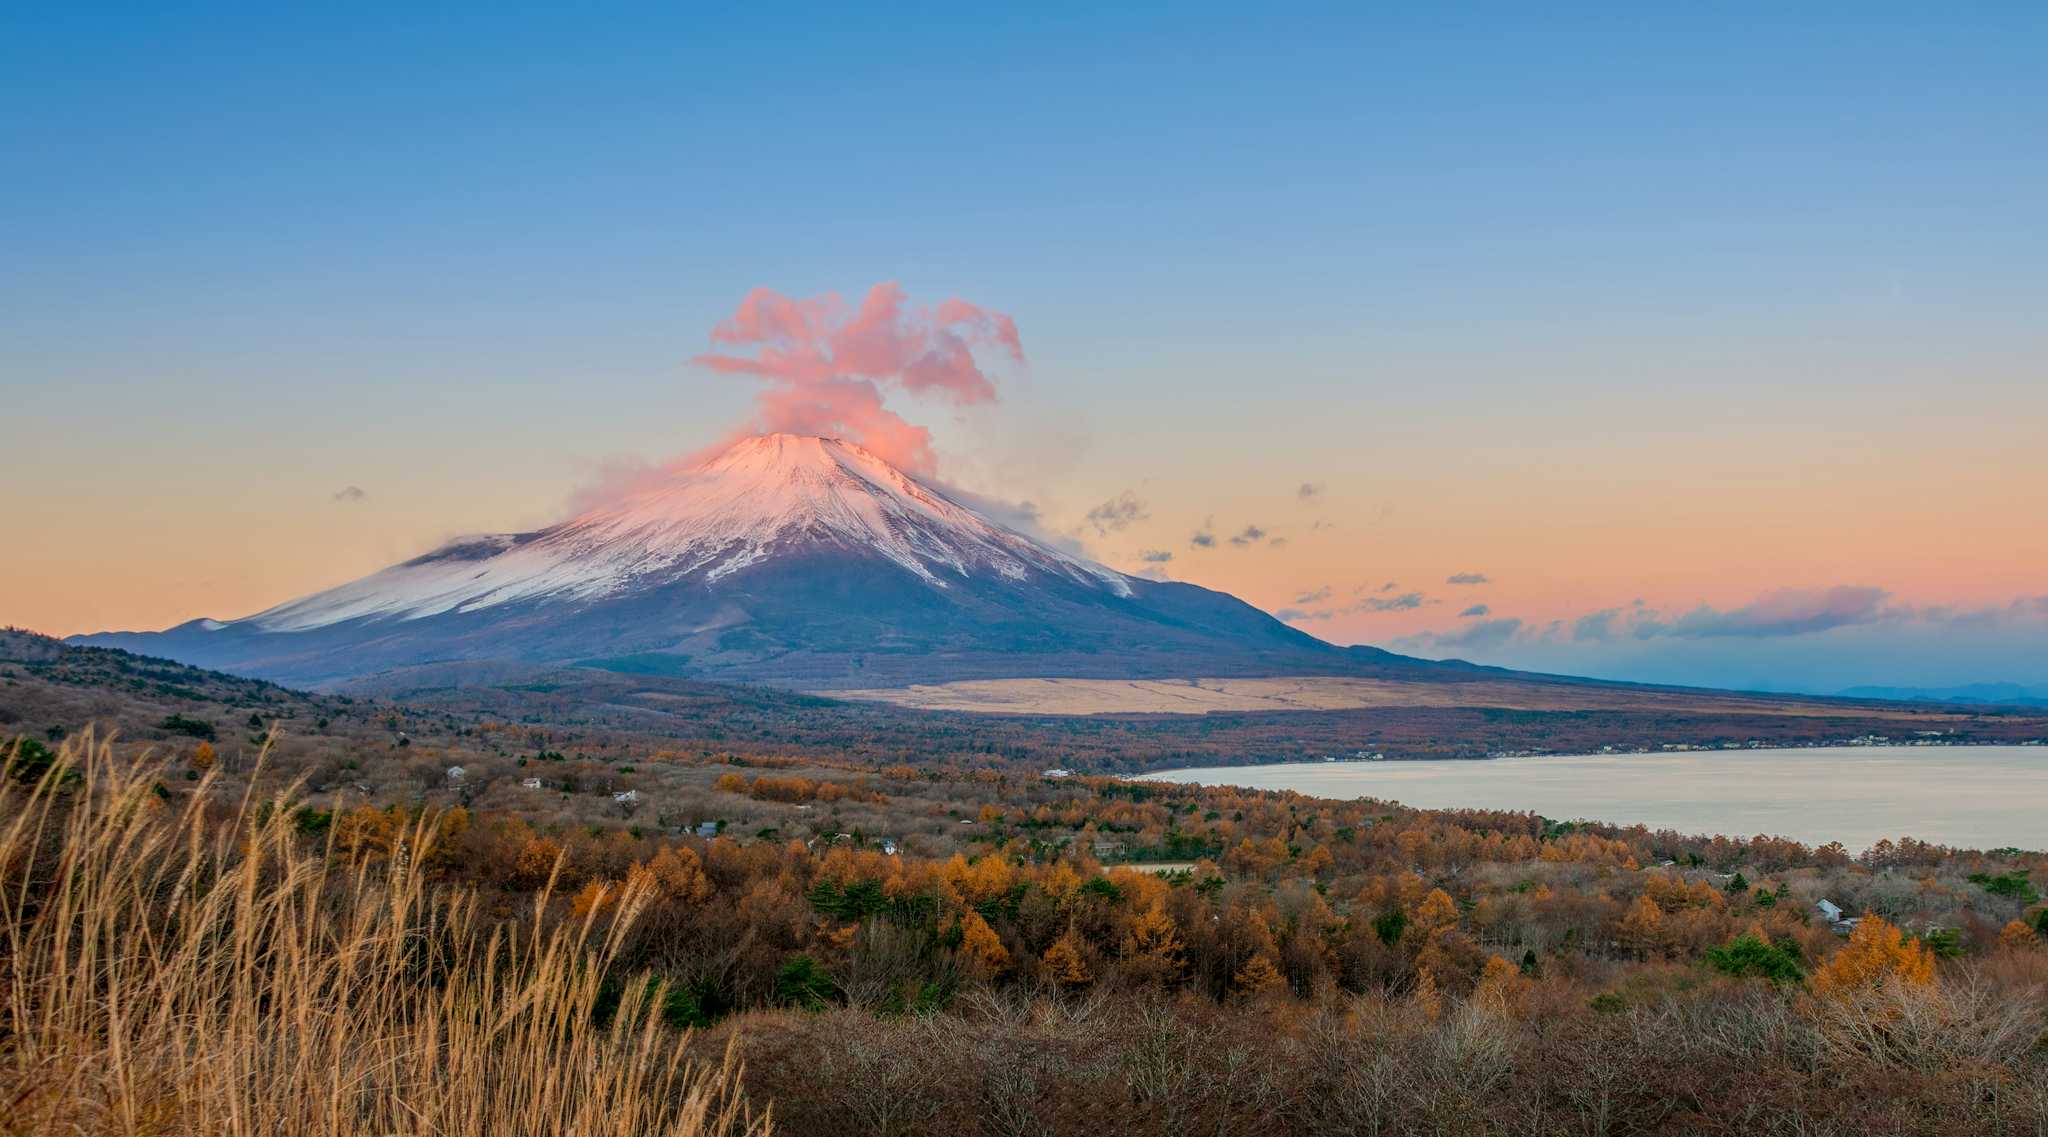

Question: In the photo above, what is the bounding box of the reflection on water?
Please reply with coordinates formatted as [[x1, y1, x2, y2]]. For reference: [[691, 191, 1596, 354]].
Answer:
[[1143, 746, 2048, 852]]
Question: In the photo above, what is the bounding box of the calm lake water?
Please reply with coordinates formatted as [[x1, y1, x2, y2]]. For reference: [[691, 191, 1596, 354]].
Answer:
[[1143, 746, 2048, 852]]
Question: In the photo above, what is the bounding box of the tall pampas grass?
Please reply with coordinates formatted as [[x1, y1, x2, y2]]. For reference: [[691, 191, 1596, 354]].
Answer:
[[0, 732, 768, 1137]]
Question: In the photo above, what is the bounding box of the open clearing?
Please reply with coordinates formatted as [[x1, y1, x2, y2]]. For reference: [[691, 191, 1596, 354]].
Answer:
[[829, 675, 1955, 718]]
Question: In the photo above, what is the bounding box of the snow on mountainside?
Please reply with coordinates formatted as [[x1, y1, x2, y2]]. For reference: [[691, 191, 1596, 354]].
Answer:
[[77, 433, 1443, 688], [252, 434, 1132, 633]]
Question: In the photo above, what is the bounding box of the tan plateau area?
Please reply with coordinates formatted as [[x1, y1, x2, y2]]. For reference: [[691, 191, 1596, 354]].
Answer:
[[829, 675, 1949, 718]]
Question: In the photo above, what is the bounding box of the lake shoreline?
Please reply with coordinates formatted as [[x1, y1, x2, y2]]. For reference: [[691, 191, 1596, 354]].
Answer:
[[1139, 745, 2048, 853]]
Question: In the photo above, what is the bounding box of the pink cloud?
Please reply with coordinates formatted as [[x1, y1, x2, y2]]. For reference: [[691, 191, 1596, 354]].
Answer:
[[1658, 585, 1892, 639], [692, 282, 1023, 474]]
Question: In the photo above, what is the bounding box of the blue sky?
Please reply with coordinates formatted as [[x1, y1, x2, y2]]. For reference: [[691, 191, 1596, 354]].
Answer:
[[4, 3, 2045, 691]]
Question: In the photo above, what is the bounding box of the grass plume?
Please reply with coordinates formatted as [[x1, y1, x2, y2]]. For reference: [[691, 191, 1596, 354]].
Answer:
[[0, 731, 767, 1137]]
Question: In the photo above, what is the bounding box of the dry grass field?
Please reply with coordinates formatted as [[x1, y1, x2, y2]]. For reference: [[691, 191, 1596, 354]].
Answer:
[[0, 735, 766, 1137], [833, 674, 1982, 720]]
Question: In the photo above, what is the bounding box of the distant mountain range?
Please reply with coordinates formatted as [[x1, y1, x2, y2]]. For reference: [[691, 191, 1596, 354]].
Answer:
[[1835, 683, 2048, 707], [77, 434, 1476, 690]]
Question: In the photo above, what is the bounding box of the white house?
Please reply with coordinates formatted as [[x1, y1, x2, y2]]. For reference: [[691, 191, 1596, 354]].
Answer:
[[520, 777, 543, 790], [1816, 899, 1843, 923], [613, 789, 639, 804]]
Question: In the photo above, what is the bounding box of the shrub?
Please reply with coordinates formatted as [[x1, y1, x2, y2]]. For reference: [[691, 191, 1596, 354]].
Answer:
[[4, 736, 59, 783], [776, 953, 839, 1010], [1967, 870, 2039, 903], [1704, 933, 1805, 983], [158, 712, 216, 740]]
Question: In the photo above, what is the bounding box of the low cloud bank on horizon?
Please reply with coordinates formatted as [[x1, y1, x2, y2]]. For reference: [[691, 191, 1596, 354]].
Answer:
[[1374, 586, 2048, 691]]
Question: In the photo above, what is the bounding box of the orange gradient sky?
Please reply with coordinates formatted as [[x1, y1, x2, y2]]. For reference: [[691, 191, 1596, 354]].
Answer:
[[4, 6, 2046, 692]]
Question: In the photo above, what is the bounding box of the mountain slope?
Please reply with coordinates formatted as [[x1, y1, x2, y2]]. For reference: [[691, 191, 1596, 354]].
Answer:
[[77, 434, 1447, 689]]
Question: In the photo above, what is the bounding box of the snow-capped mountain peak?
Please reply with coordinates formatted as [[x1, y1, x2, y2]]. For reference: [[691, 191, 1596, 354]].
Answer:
[[248, 433, 1129, 633]]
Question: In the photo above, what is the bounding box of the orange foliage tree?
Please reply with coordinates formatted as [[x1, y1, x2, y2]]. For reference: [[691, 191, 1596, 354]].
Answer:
[[1232, 953, 1286, 997], [1811, 916, 1935, 995], [958, 910, 1011, 978], [1042, 928, 1093, 988]]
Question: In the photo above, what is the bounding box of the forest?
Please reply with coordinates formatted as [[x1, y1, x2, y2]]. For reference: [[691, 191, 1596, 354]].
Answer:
[[4, 632, 2047, 1134]]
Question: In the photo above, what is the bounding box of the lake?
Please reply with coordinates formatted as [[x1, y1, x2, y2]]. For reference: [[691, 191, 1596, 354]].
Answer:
[[1142, 745, 2048, 852]]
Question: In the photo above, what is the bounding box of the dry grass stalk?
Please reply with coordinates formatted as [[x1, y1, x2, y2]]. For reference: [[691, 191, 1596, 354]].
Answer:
[[0, 732, 769, 1137]]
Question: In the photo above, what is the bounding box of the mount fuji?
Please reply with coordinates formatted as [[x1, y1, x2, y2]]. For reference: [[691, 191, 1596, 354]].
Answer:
[[78, 434, 1452, 689]]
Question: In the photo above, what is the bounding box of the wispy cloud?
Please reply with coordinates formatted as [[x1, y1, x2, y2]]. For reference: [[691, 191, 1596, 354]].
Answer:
[[1392, 587, 2048, 689], [331, 486, 368, 504], [1644, 586, 1891, 639], [1082, 490, 1149, 535], [1446, 572, 1490, 585], [1573, 608, 1622, 642], [1228, 525, 1268, 547], [1297, 482, 1323, 502], [939, 487, 1091, 556], [1413, 584, 1904, 659], [1275, 586, 1425, 623], [1137, 549, 1174, 563], [1401, 617, 1523, 653]]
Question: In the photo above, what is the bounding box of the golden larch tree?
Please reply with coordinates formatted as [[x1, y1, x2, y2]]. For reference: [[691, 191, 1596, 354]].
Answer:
[[1123, 902, 1185, 985], [1811, 915, 1935, 995], [1410, 888, 1459, 945], [1042, 927, 1093, 988], [1473, 954, 1528, 1012], [958, 910, 1011, 978], [1617, 893, 1670, 959], [1232, 953, 1286, 997]]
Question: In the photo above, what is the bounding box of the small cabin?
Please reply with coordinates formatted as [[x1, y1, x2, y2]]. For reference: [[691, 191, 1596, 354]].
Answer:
[[520, 777, 543, 790], [1815, 899, 1861, 933]]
